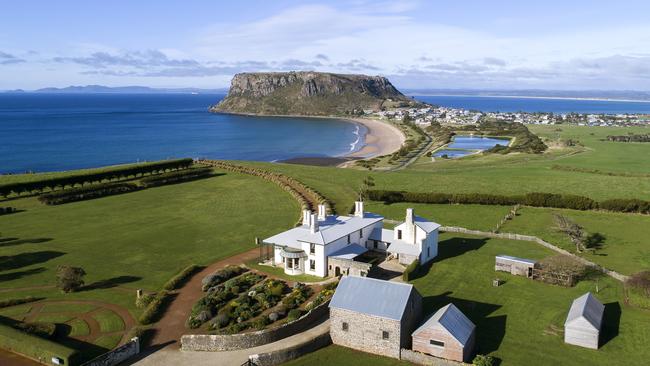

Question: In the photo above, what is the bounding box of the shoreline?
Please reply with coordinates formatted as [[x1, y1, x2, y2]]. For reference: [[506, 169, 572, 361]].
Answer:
[[407, 93, 650, 104], [212, 110, 406, 167]]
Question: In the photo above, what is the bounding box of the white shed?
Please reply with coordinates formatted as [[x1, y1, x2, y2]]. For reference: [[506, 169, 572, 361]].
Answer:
[[564, 292, 604, 349]]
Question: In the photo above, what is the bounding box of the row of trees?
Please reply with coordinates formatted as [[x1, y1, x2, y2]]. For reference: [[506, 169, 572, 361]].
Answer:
[[0, 158, 193, 198], [140, 167, 214, 188], [38, 182, 139, 205], [368, 189, 650, 214]]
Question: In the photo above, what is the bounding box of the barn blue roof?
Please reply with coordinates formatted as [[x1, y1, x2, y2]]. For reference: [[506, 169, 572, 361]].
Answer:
[[329, 276, 416, 321]]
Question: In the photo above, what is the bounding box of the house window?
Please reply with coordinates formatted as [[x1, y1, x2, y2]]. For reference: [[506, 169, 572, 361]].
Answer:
[[382, 331, 389, 340], [310, 259, 315, 270], [427, 247, 430, 257], [342, 322, 349, 331], [347, 234, 351, 244], [397, 230, 402, 240], [429, 339, 445, 347], [310, 243, 315, 255], [373, 240, 378, 249], [360, 229, 363, 238]]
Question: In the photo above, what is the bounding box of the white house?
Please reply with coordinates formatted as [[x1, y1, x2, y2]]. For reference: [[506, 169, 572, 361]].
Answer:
[[263, 202, 439, 277]]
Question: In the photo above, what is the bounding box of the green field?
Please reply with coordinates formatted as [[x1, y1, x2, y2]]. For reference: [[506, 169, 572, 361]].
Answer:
[[0, 169, 299, 356], [287, 233, 650, 366]]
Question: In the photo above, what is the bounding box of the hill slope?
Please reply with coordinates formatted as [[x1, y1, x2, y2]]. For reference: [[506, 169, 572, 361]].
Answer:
[[211, 71, 415, 116]]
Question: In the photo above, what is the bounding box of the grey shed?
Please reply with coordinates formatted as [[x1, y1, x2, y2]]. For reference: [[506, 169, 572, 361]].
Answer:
[[564, 292, 605, 349]]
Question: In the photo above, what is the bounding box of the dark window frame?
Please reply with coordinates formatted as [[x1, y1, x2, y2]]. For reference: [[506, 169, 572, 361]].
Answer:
[[342, 322, 349, 331], [310, 243, 316, 255], [382, 330, 389, 340], [310, 259, 315, 270], [429, 339, 445, 347], [397, 230, 402, 240]]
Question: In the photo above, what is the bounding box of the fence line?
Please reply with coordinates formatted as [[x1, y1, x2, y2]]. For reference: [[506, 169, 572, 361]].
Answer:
[[439, 226, 628, 282]]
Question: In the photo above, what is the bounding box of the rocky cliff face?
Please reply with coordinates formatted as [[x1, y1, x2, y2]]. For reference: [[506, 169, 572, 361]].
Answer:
[[211, 71, 414, 116]]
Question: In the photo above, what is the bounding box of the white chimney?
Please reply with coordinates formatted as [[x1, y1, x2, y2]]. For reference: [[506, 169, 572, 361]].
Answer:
[[302, 209, 311, 226], [310, 213, 319, 233], [318, 204, 327, 220], [354, 201, 364, 217], [406, 208, 414, 224]]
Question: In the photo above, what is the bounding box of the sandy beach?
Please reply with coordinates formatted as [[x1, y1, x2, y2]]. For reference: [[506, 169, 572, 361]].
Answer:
[[344, 118, 405, 159]]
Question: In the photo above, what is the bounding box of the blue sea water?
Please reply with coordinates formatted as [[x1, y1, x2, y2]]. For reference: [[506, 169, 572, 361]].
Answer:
[[0, 94, 365, 174], [415, 95, 650, 114]]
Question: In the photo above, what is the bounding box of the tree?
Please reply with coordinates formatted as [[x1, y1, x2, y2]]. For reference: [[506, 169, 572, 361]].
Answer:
[[554, 214, 586, 252], [56, 266, 86, 293], [357, 176, 375, 201]]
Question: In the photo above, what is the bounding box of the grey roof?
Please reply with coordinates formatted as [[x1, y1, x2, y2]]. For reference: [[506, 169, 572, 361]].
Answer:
[[329, 244, 368, 260], [565, 292, 604, 330], [387, 240, 421, 256], [369, 228, 395, 243], [413, 304, 475, 346], [414, 215, 441, 233], [329, 276, 415, 321], [263, 213, 383, 248], [496, 254, 537, 266]]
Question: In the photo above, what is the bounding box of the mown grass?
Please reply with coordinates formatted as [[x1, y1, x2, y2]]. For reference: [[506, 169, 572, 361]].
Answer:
[[0, 169, 299, 356], [500, 206, 650, 275], [67, 318, 90, 337], [288, 233, 650, 366], [92, 309, 125, 333], [40, 303, 97, 314], [366, 201, 513, 232], [92, 334, 123, 350]]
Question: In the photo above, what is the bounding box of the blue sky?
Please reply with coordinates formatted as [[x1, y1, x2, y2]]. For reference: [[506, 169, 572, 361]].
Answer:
[[1, 0, 649, 90]]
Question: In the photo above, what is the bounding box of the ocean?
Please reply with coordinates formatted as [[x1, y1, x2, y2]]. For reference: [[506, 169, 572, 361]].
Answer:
[[414, 95, 650, 114], [0, 93, 364, 174], [2, 93, 650, 174]]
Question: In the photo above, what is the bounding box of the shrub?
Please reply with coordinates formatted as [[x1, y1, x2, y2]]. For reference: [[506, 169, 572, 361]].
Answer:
[[38, 182, 139, 205], [281, 283, 312, 310], [473, 354, 495, 366], [268, 312, 279, 322], [140, 167, 214, 187], [287, 309, 302, 322], [0, 323, 80, 365], [535, 255, 588, 287], [56, 265, 86, 293], [124, 325, 154, 347], [625, 271, 650, 309], [136, 293, 155, 309], [0, 296, 42, 308], [252, 316, 271, 330], [14, 321, 56, 339], [402, 259, 420, 282], [139, 290, 172, 325], [163, 264, 203, 291], [202, 265, 247, 291]]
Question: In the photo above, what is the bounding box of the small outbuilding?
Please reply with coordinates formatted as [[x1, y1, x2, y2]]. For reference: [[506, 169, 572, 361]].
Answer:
[[564, 292, 604, 349], [495, 254, 537, 278], [411, 303, 476, 362], [329, 275, 422, 359]]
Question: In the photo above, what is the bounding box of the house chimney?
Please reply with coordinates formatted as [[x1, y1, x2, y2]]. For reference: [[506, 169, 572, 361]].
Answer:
[[318, 204, 327, 220], [310, 213, 319, 233], [302, 209, 311, 226], [406, 208, 414, 224], [354, 201, 364, 218]]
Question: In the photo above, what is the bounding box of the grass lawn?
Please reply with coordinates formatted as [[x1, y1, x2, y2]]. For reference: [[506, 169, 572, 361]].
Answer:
[[40, 303, 97, 313], [92, 334, 123, 350], [92, 309, 125, 333], [500, 206, 650, 275], [0, 305, 32, 318], [35, 313, 76, 324], [0, 169, 299, 357], [67, 318, 90, 337], [366, 201, 512, 232], [246, 260, 325, 283], [283, 345, 412, 366], [287, 233, 650, 366]]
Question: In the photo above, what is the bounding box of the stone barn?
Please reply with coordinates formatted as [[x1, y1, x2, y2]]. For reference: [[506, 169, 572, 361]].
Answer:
[[411, 303, 476, 362], [495, 254, 537, 278], [564, 292, 604, 349], [329, 275, 422, 359]]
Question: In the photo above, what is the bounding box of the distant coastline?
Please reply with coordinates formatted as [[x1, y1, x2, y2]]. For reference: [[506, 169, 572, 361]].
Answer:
[[408, 93, 650, 104]]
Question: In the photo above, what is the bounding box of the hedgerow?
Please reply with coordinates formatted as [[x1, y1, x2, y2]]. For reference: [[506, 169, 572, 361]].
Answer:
[[140, 167, 214, 188], [138, 290, 173, 325], [162, 264, 203, 291], [38, 182, 139, 205], [368, 190, 649, 214]]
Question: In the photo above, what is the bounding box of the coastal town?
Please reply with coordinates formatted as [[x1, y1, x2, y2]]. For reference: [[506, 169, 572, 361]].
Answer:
[[370, 103, 650, 127]]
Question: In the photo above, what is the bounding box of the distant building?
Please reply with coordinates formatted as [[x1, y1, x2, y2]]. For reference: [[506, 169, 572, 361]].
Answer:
[[329, 276, 423, 359], [564, 292, 605, 349], [411, 303, 476, 362], [371, 208, 439, 265], [494, 255, 537, 278]]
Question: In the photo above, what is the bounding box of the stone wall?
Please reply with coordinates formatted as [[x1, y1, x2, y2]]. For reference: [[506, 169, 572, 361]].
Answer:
[[81, 337, 139, 366], [327, 257, 372, 277], [181, 301, 329, 351], [440, 226, 628, 282], [400, 349, 468, 366], [330, 307, 402, 359], [249, 332, 331, 366]]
